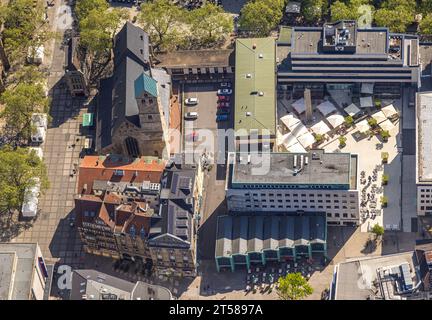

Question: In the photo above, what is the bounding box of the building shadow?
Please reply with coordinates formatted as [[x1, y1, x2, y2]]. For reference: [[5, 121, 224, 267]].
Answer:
[[325, 226, 357, 263]]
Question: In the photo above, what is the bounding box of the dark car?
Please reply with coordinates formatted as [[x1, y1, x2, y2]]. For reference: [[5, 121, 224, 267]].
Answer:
[[217, 109, 230, 115], [216, 114, 229, 122], [217, 102, 230, 108], [220, 82, 232, 88], [218, 95, 231, 102]]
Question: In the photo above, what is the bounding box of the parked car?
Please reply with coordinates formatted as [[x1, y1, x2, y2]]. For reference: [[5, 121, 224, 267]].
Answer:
[[218, 95, 231, 102], [220, 82, 232, 88], [217, 88, 232, 95], [217, 108, 230, 115], [217, 102, 230, 108], [184, 112, 198, 120], [30, 113, 48, 144], [184, 97, 199, 105], [216, 114, 229, 122]]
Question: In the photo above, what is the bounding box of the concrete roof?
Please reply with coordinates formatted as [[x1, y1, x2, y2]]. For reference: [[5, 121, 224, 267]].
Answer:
[[417, 92, 432, 183], [0, 243, 39, 300], [155, 49, 234, 68], [234, 38, 276, 136], [229, 150, 356, 188]]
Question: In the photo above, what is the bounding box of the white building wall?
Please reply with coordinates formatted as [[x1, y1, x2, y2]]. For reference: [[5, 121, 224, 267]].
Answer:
[[227, 188, 359, 225]]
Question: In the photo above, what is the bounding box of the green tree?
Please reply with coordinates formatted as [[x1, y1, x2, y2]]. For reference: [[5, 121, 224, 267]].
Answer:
[[314, 133, 324, 143], [302, 0, 326, 23], [420, 14, 432, 35], [382, 173, 389, 185], [331, 0, 373, 22], [0, 83, 48, 143], [138, 0, 185, 52], [238, 0, 283, 36], [344, 115, 354, 127], [277, 273, 313, 300], [420, 0, 432, 15], [79, 6, 127, 85], [367, 117, 378, 128], [0, 146, 48, 224], [371, 223, 385, 238], [339, 135, 347, 147], [188, 3, 233, 46], [6, 65, 45, 88], [0, 0, 55, 65], [380, 195, 388, 207], [381, 151, 389, 163], [75, 0, 109, 21], [374, 0, 414, 32], [380, 129, 390, 141]]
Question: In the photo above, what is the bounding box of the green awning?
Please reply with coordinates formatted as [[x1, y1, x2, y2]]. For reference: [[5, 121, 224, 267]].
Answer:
[[82, 113, 94, 127]]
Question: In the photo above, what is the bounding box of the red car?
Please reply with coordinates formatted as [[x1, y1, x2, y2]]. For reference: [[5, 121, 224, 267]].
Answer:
[[218, 95, 230, 102], [217, 102, 230, 108]]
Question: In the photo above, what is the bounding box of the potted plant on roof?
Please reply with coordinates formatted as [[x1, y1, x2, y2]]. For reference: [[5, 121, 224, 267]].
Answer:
[[344, 115, 353, 128], [382, 174, 389, 186], [381, 151, 389, 164], [314, 134, 324, 144], [380, 195, 388, 208], [380, 129, 390, 142], [374, 98, 382, 108], [367, 118, 378, 129], [338, 135, 347, 148]]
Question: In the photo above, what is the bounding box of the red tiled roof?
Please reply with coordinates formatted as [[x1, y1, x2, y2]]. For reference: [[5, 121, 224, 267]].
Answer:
[[78, 155, 166, 194]]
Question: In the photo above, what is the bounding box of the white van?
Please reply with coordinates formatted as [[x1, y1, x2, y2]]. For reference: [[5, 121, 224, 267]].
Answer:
[[184, 112, 198, 120], [185, 97, 198, 105], [21, 178, 41, 218], [31, 113, 48, 144]]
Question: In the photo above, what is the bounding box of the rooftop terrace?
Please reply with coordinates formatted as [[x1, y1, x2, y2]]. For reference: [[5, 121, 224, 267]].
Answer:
[[417, 92, 432, 183]]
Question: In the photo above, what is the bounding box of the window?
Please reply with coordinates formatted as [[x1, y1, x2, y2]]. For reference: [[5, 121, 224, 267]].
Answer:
[[148, 115, 153, 120], [125, 137, 140, 158]]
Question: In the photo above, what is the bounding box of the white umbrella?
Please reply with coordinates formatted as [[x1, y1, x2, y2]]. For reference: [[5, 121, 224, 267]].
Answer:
[[280, 113, 300, 130], [372, 111, 387, 124], [344, 103, 361, 116], [297, 132, 315, 148], [311, 120, 331, 135], [292, 98, 306, 114], [287, 142, 307, 153], [291, 123, 308, 138], [381, 104, 398, 118], [279, 132, 298, 148], [317, 100, 336, 116], [379, 119, 395, 131], [326, 114, 345, 128], [361, 83, 374, 95], [360, 96, 373, 108], [356, 119, 370, 132]]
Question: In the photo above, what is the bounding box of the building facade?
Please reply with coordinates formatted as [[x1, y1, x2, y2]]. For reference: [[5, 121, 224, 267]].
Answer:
[[215, 212, 326, 272], [277, 20, 420, 99], [96, 22, 171, 159], [226, 150, 359, 226], [147, 154, 204, 277], [416, 92, 432, 216]]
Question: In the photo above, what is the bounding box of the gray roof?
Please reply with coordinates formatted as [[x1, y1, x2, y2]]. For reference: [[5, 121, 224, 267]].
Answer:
[[216, 212, 326, 258], [70, 269, 172, 300], [96, 22, 155, 150], [0, 243, 39, 300], [151, 67, 171, 127], [230, 150, 355, 188], [417, 92, 432, 183]]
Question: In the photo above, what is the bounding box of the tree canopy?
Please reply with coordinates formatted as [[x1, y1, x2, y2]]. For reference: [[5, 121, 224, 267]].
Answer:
[[374, 0, 414, 32], [277, 272, 313, 300], [0, 83, 48, 143], [371, 224, 385, 238], [301, 0, 326, 23], [331, 0, 373, 23], [238, 0, 283, 36], [0, 146, 48, 216], [0, 0, 55, 66]]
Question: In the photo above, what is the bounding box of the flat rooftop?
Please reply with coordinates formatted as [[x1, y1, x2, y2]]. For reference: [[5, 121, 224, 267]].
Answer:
[[416, 92, 432, 183], [334, 252, 417, 300], [155, 49, 234, 68], [0, 243, 38, 300], [230, 150, 357, 188], [235, 38, 276, 136]]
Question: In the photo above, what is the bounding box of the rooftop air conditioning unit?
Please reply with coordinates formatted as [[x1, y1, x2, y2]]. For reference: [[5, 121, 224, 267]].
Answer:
[[246, 73, 252, 78], [258, 53, 263, 58], [258, 92, 264, 96]]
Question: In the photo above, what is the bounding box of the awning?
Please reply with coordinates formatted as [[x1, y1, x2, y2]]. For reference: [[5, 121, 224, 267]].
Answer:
[[371, 111, 387, 124], [381, 104, 398, 118], [310, 120, 331, 135], [287, 142, 307, 153], [326, 113, 345, 128], [379, 119, 395, 131], [291, 122, 308, 138], [317, 100, 336, 116], [356, 119, 370, 132], [361, 83, 374, 95], [292, 98, 306, 114], [82, 113, 94, 127], [344, 103, 361, 116], [280, 113, 300, 130], [360, 96, 373, 108], [297, 132, 315, 148]]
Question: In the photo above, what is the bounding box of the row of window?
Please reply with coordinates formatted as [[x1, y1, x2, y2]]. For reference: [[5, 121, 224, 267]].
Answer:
[[244, 204, 356, 210], [246, 193, 355, 198], [245, 199, 355, 204], [327, 212, 356, 219]]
